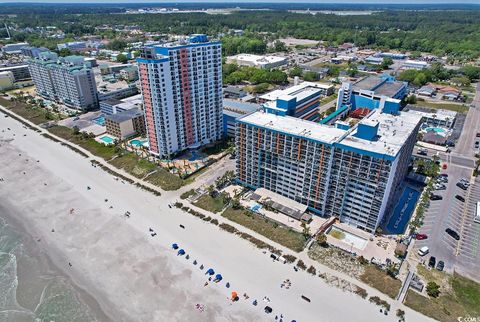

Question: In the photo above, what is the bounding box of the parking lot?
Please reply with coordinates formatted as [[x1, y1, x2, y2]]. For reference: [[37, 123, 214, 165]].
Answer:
[[415, 165, 480, 281]]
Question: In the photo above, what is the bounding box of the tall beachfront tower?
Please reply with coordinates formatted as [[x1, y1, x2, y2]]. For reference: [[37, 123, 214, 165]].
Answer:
[[137, 34, 223, 158]]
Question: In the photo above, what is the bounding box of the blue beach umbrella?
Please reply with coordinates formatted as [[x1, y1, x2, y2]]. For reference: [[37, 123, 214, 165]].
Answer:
[[206, 268, 215, 275], [172, 243, 179, 249], [215, 274, 223, 281], [177, 249, 185, 255]]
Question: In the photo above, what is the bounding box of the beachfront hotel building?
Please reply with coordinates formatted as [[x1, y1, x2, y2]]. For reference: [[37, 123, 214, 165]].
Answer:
[[28, 51, 98, 110], [235, 106, 422, 234], [137, 34, 223, 158]]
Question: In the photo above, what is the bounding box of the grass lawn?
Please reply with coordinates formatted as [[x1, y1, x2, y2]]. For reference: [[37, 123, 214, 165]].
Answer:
[[144, 168, 184, 191], [109, 152, 157, 178], [320, 93, 337, 105], [180, 189, 196, 200], [193, 194, 227, 213], [0, 97, 55, 124], [359, 265, 402, 299], [414, 100, 469, 113], [222, 207, 306, 252], [48, 125, 117, 159], [404, 269, 480, 322]]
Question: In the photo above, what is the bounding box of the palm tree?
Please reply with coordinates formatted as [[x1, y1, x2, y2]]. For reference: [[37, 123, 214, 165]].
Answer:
[[316, 232, 328, 246]]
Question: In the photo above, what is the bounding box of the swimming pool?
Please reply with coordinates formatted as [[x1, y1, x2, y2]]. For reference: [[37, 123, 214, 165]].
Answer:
[[93, 116, 105, 126], [385, 187, 420, 234], [99, 136, 114, 144], [424, 127, 447, 135], [130, 139, 147, 147]]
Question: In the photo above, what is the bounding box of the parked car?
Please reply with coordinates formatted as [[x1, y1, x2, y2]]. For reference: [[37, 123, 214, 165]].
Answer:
[[455, 195, 465, 202], [439, 173, 448, 178], [436, 260, 445, 271], [430, 194, 443, 201], [418, 246, 429, 256], [428, 256, 436, 268], [457, 182, 468, 190], [445, 228, 460, 241], [434, 184, 446, 190], [415, 233, 428, 240], [442, 164, 448, 170], [476, 133, 480, 138], [475, 141, 479, 149], [418, 148, 428, 156]]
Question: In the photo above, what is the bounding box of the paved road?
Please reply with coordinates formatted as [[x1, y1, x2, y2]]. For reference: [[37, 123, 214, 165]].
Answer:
[[413, 83, 480, 282], [453, 83, 480, 157]]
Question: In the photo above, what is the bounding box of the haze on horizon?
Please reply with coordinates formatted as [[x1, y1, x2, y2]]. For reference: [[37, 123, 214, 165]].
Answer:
[[0, 0, 477, 4]]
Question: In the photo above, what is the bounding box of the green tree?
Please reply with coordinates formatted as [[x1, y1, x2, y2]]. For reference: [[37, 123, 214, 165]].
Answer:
[[426, 281, 440, 298], [116, 54, 128, 63], [58, 48, 72, 57], [303, 71, 318, 81], [289, 66, 303, 78], [107, 39, 127, 51], [380, 57, 394, 70], [316, 232, 328, 246]]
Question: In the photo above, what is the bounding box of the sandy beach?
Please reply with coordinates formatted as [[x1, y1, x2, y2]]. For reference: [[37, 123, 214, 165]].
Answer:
[[0, 113, 432, 322]]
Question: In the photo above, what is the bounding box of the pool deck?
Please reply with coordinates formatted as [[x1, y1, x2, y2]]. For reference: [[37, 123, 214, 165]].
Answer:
[[326, 223, 399, 264], [58, 111, 106, 136]]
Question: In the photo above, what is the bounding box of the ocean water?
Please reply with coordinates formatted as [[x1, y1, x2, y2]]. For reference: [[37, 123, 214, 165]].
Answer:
[[0, 215, 99, 322]]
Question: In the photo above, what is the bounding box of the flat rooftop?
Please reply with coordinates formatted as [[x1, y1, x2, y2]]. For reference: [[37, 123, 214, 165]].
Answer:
[[239, 111, 346, 145], [259, 82, 333, 102], [338, 109, 422, 159], [353, 76, 384, 92], [223, 99, 261, 114], [374, 81, 405, 97], [407, 108, 457, 121], [105, 108, 143, 123]]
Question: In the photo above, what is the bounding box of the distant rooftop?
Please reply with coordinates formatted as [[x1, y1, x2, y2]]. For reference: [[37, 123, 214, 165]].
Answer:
[[259, 82, 333, 102]]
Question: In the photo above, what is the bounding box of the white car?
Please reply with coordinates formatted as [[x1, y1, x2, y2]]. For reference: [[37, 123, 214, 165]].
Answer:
[[418, 246, 429, 256]]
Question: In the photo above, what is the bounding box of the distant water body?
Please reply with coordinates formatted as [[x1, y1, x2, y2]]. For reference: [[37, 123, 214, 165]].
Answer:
[[0, 205, 101, 322]]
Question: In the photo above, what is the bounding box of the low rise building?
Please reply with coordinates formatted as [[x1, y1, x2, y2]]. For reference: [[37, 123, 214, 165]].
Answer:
[[223, 99, 261, 137], [21, 46, 49, 58], [259, 82, 334, 122], [57, 41, 87, 52], [105, 108, 146, 139], [1, 43, 29, 54], [223, 86, 246, 99], [408, 108, 457, 128], [100, 94, 143, 115], [226, 54, 288, 69], [97, 83, 138, 101], [0, 65, 31, 82], [402, 60, 429, 70], [119, 66, 139, 82], [0, 71, 15, 90]]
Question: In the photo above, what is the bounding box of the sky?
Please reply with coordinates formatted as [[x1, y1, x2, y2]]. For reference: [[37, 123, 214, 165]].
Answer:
[[0, 0, 477, 3]]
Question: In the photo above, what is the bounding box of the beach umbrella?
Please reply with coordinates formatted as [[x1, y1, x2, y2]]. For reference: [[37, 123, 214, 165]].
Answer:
[[206, 268, 215, 275], [172, 243, 179, 249], [231, 291, 238, 301], [215, 274, 223, 281], [177, 249, 185, 255]]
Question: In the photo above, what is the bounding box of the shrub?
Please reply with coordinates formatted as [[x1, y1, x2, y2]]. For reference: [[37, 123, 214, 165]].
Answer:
[[426, 281, 441, 298], [219, 223, 238, 233], [174, 202, 183, 208], [354, 287, 368, 299], [307, 265, 317, 275], [283, 254, 297, 263], [396, 309, 405, 320], [210, 219, 219, 225], [296, 259, 307, 270], [203, 216, 212, 222]]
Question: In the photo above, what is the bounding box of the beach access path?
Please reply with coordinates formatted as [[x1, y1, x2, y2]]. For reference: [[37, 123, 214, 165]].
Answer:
[[0, 107, 432, 322]]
